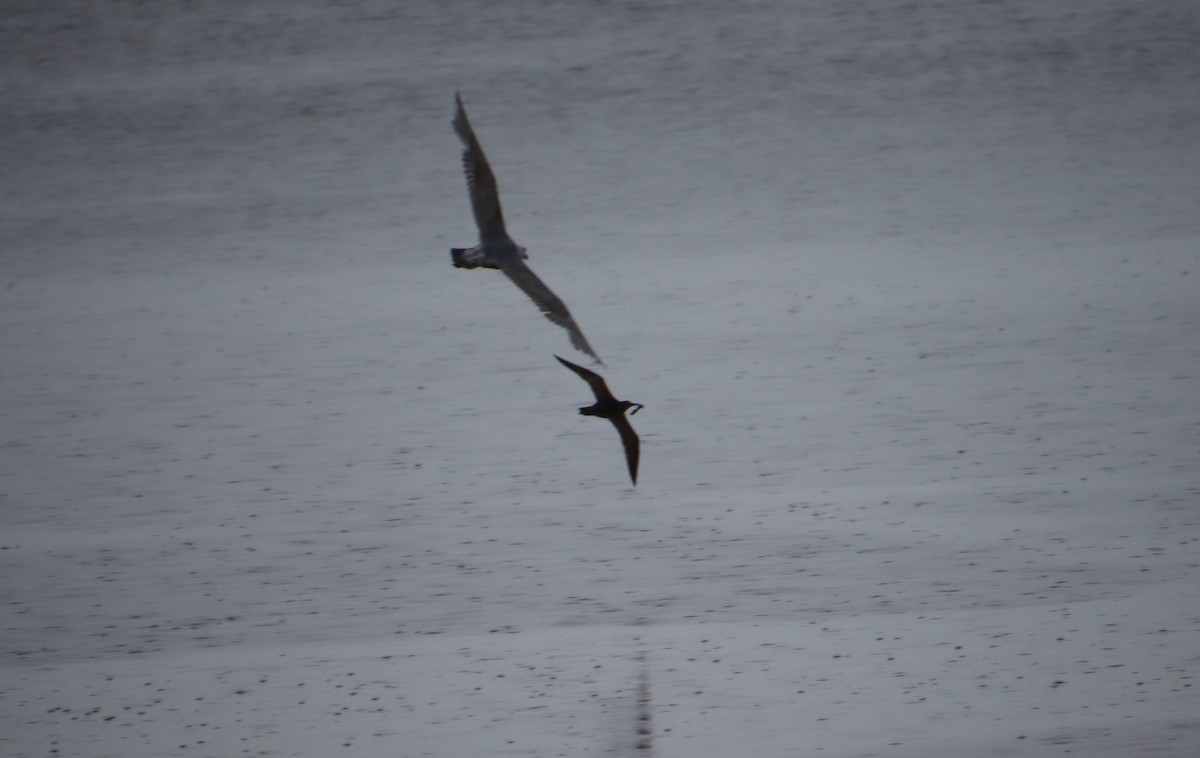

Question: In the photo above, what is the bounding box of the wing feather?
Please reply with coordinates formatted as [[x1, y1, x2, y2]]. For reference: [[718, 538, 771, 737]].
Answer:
[[453, 94, 507, 239], [554, 354, 614, 401], [609, 414, 640, 485], [504, 261, 603, 365]]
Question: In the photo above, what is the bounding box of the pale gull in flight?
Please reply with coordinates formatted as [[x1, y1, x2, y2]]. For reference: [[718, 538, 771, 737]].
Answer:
[[450, 93, 603, 365]]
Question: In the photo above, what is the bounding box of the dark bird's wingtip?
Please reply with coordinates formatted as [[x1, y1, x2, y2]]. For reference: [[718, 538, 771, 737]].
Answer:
[[556, 352, 605, 369]]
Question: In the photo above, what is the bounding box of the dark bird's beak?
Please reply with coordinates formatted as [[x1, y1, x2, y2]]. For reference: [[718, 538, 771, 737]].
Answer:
[[629, 403, 644, 415]]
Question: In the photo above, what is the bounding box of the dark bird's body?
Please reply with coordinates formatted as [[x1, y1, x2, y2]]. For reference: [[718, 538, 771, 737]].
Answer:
[[556, 355, 643, 485], [450, 93, 603, 365]]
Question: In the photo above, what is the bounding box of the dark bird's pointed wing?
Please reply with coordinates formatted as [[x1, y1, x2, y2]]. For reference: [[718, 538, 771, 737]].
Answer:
[[555, 355, 616, 402], [503, 262, 602, 364], [453, 93, 506, 239], [609, 413, 640, 485]]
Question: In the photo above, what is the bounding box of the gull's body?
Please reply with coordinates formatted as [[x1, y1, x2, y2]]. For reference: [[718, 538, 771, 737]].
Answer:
[[451, 93, 603, 365], [555, 355, 643, 486]]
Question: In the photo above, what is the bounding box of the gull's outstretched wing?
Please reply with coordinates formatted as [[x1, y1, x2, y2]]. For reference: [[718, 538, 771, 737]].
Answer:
[[453, 93, 506, 239], [609, 413, 640, 485], [505, 261, 603, 365]]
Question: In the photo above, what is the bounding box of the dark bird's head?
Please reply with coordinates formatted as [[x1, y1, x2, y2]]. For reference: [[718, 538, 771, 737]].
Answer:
[[621, 401, 644, 415]]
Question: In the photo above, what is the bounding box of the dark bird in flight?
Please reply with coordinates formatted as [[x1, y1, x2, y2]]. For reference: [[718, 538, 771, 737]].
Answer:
[[450, 93, 603, 365], [555, 355, 643, 485]]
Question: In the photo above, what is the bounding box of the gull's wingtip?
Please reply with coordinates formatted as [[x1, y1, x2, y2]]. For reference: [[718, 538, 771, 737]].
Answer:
[[571, 336, 604, 367]]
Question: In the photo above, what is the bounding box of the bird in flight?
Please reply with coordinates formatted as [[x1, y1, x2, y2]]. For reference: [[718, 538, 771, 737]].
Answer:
[[555, 355, 643, 485], [450, 93, 603, 365]]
